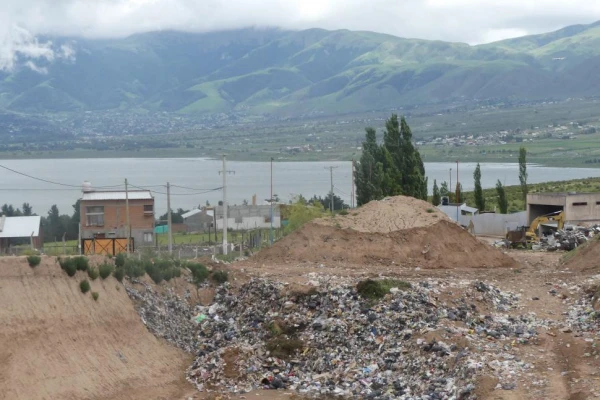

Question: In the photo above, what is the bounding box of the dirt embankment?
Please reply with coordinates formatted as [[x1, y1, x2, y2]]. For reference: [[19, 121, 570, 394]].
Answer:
[[255, 196, 516, 270], [563, 237, 600, 271], [0, 256, 192, 400]]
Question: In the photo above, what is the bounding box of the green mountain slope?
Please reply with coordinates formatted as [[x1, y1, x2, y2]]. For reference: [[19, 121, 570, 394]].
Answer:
[[3, 22, 600, 117]]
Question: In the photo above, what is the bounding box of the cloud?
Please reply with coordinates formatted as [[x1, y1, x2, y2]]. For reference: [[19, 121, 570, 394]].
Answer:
[[2, 0, 600, 72]]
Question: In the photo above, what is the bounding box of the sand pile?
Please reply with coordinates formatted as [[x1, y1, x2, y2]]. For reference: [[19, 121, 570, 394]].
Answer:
[[0, 256, 191, 400], [256, 196, 516, 269], [563, 237, 600, 271]]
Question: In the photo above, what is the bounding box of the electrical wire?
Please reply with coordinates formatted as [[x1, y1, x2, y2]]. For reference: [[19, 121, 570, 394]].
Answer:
[[333, 185, 350, 196], [171, 184, 225, 191], [0, 164, 123, 188], [129, 183, 222, 196]]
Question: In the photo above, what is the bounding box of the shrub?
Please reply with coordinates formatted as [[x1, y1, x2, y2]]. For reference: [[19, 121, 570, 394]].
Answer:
[[211, 270, 229, 284], [80, 279, 91, 293], [92, 292, 99, 301], [87, 267, 99, 280], [27, 255, 42, 268], [426, 208, 435, 213], [99, 263, 114, 279], [145, 262, 164, 284], [62, 259, 77, 277], [74, 256, 89, 271], [113, 268, 125, 282], [115, 253, 126, 268], [338, 209, 349, 216], [356, 279, 411, 300], [187, 262, 209, 285], [123, 259, 145, 278]]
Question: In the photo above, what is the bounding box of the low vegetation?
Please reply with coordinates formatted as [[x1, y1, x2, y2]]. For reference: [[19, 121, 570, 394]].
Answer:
[[356, 279, 412, 300], [92, 292, 99, 301], [211, 270, 229, 284], [98, 263, 114, 279], [113, 267, 125, 282], [265, 337, 304, 360], [87, 267, 99, 280], [80, 279, 91, 294], [26, 255, 41, 268]]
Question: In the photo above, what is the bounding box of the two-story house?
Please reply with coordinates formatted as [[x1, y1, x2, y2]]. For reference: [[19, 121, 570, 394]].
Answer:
[[80, 184, 154, 254]]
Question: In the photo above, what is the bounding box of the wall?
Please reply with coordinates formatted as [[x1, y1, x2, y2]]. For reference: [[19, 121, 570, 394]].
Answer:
[[527, 193, 566, 225], [215, 205, 281, 231], [216, 215, 281, 231], [563, 193, 600, 223], [183, 213, 214, 232], [80, 199, 155, 248], [459, 212, 527, 237]]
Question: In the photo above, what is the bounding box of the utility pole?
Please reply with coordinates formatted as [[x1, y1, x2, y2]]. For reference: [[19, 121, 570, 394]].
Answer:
[[167, 182, 173, 255], [270, 157, 274, 247], [219, 155, 235, 255], [456, 161, 459, 222], [449, 168, 452, 202], [324, 166, 338, 213], [125, 178, 130, 255], [351, 159, 355, 208]]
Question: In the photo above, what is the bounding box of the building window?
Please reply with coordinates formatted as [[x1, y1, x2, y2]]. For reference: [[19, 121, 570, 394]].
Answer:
[[235, 216, 243, 223], [143, 232, 153, 243], [143, 204, 154, 214], [86, 206, 104, 226], [572, 202, 588, 206], [264, 216, 272, 223]]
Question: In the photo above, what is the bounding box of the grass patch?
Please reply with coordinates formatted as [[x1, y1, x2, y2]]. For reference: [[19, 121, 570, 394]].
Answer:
[[211, 270, 229, 284], [356, 279, 412, 300], [338, 209, 349, 216], [92, 292, 99, 301], [188, 262, 209, 285], [26, 255, 41, 268], [426, 208, 435, 213], [80, 279, 91, 294], [87, 266, 99, 280]]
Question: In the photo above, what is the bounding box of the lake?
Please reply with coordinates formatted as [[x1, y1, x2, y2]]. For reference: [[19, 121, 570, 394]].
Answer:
[[2, 158, 600, 215]]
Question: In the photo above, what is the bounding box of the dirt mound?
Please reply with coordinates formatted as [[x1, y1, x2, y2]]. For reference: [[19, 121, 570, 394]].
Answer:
[[563, 237, 600, 271], [315, 195, 448, 233], [0, 256, 192, 400], [255, 219, 517, 269]]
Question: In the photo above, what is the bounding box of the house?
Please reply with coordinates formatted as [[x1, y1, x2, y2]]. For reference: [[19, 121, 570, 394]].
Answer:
[[0, 215, 43, 253], [215, 204, 281, 231], [80, 184, 155, 255], [182, 208, 215, 233], [527, 192, 600, 225]]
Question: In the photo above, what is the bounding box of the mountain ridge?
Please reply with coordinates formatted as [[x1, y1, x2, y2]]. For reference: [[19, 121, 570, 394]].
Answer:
[[2, 21, 600, 117]]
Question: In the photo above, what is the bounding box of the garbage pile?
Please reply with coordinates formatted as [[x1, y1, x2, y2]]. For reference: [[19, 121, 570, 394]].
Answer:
[[184, 278, 546, 398], [531, 225, 600, 251], [125, 280, 198, 353]]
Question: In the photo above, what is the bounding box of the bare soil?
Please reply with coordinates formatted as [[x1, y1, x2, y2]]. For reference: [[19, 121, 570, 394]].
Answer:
[[563, 237, 600, 272], [0, 256, 194, 400]]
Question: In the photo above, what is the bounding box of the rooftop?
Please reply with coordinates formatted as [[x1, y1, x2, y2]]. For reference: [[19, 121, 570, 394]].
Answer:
[[528, 192, 600, 198], [81, 190, 153, 201], [0, 216, 42, 238]]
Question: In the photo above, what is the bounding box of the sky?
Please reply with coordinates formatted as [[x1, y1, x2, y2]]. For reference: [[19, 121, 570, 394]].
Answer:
[[2, 0, 600, 72]]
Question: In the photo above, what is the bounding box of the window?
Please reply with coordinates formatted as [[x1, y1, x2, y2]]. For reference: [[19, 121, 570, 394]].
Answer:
[[86, 206, 104, 226], [143, 204, 153, 214], [143, 232, 153, 243], [572, 202, 588, 206]]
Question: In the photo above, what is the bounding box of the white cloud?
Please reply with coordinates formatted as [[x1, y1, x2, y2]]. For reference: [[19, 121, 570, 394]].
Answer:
[[24, 60, 48, 74], [2, 0, 600, 72]]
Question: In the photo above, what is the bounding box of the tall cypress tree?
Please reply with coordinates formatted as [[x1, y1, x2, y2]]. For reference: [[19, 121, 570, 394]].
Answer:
[[432, 180, 441, 206], [496, 180, 508, 214], [473, 163, 485, 211], [355, 128, 384, 206], [519, 147, 528, 203]]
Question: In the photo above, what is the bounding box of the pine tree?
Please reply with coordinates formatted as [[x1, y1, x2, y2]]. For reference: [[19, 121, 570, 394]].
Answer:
[[496, 180, 508, 214], [432, 180, 441, 206], [473, 163, 485, 211], [519, 147, 528, 203], [455, 183, 463, 203], [355, 128, 384, 206]]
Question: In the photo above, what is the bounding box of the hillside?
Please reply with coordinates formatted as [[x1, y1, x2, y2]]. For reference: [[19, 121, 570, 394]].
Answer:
[[0, 257, 192, 400], [3, 22, 600, 116]]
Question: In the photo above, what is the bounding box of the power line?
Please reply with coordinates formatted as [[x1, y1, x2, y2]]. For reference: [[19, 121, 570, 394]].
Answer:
[[129, 183, 222, 196], [0, 164, 123, 188]]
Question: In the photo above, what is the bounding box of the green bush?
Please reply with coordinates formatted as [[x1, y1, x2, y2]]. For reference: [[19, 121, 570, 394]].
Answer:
[[92, 292, 99, 301], [113, 268, 125, 282], [338, 209, 349, 216], [187, 262, 209, 285], [80, 279, 91, 294], [61, 258, 77, 277], [87, 267, 99, 280], [211, 270, 229, 284], [356, 279, 411, 300], [74, 256, 89, 271], [99, 263, 114, 279], [144, 262, 164, 284], [123, 259, 145, 278], [115, 253, 126, 268], [27, 255, 42, 268]]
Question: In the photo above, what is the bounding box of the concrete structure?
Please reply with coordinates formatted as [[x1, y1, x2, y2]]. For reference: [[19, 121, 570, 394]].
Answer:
[[438, 203, 479, 221], [459, 211, 527, 237], [0, 216, 43, 252], [80, 188, 155, 250], [527, 192, 600, 225], [215, 204, 281, 231], [182, 208, 215, 232]]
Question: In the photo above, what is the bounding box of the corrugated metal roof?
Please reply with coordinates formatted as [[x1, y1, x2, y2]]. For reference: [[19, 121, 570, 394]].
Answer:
[[182, 209, 202, 219], [81, 191, 153, 201], [0, 216, 41, 238]]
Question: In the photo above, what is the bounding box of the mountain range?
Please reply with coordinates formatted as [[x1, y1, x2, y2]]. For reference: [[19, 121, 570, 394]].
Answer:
[[2, 21, 600, 117]]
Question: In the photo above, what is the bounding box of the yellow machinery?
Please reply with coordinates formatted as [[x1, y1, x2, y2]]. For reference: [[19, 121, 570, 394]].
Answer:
[[506, 211, 565, 247]]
